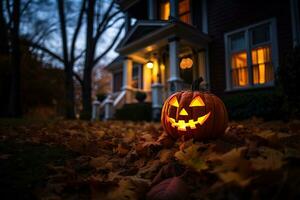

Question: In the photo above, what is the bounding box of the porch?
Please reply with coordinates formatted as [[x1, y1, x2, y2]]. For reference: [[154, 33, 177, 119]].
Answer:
[[103, 20, 210, 120]]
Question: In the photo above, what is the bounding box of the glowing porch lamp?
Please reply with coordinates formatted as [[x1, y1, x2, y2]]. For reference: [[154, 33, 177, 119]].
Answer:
[[146, 61, 154, 69]]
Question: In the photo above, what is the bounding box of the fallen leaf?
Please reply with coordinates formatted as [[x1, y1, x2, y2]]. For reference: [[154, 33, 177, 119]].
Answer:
[[218, 171, 252, 187], [250, 147, 284, 170], [89, 155, 110, 170], [175, 143, 208, 172], [151, 162, 185, 186], [157, 149, 173, 164], [146, 177, 189, 200], [117, 143, 130, 157]]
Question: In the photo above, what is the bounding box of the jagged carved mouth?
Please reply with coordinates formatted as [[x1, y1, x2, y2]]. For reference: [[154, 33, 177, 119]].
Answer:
[[167, 112, 211, 131]]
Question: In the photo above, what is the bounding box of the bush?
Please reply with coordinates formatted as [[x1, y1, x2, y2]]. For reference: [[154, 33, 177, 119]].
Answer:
[[278, 46, 300, 118], [222, 90, 284, 120], [135, 91, 147, 103], [115, 103, 152, 121], [96, 93, 107, 102]]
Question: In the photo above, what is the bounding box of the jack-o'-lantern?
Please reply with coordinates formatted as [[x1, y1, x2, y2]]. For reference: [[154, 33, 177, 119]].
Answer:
[[161, 78, 228, 141]]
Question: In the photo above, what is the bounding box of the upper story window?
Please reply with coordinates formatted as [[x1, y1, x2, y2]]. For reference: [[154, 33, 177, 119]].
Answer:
[[160, 0, 170, 20], [159, 0, 191, 25], [179, 0, 191, 24], [225, 19, 278, 90]]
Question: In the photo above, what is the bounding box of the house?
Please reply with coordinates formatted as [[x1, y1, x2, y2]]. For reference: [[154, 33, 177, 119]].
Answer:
[[103, 0, 300, 120]]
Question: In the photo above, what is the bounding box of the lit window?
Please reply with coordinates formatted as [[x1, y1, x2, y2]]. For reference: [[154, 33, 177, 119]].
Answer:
[[226, 20, 276, 89], [251, 46, 273, 84], [132, 64, 143, 89], [231, 52, 248, 86], [160, 1, 170, 20], [179, 0, 191, 24], [159, 0, 191, 25]]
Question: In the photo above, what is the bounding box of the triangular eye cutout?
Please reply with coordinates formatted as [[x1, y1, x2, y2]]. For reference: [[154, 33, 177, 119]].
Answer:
[[189, 96, 205, 107], [169, 96, 179, 107]]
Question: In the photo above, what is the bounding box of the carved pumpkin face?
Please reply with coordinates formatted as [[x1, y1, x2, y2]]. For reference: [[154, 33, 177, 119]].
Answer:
[[161, 91, 228, 141]]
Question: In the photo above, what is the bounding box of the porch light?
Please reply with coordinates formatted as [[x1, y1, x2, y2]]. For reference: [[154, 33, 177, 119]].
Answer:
[[146, 61, 154, 69], [180, 57, 193, 69]]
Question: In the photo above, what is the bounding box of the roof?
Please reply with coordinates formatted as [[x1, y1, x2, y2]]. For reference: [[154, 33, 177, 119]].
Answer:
[[116, 19, 211, 55], [117, 20, 168, 50], [103, 56, 124, 72]]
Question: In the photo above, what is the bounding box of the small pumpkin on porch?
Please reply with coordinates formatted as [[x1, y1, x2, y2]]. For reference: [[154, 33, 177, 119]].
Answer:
[[180, 57, 193, 69], [161, 78, 228, 141]]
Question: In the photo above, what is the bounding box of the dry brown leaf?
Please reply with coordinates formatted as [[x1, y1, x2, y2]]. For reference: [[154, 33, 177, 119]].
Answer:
[[158, 149, 174, 164], [89, 155, 110, 170], [250, 147, 284, 170], [117, 143, 130, 157], [218, 171, 252, 187]]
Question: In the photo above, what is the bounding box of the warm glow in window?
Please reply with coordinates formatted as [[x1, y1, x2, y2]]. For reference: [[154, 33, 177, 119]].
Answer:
[[251, 46, 273, 84], [160, 1, 170, 20], [179, 0, 191, 24], [231, 52, 248, 87]]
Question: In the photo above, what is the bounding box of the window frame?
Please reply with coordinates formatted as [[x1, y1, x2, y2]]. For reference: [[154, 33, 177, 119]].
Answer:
[[224, 18, 279, 91]]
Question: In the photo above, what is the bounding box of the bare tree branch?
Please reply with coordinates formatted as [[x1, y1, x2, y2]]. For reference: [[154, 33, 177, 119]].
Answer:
[[6, 0, 14, 28], [57, 0, 69, 63], [20, 0, 32, 16], [94, 0, 115, 40], [27, 42, 64, 62], [93, 23, 124, 67], [74, 49, 86, 62], [70, 0, 86, 64], [102, 15, 124, 32], [94, 10, 122, 42], [5, 0, 12, 22], [73, 72, 83, 86]]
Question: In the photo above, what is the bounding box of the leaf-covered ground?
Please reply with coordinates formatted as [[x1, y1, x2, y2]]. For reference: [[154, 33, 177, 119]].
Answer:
[[1, 118, 300, 200]]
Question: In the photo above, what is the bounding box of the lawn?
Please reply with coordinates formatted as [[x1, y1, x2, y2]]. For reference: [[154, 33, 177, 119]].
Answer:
[[0, 118, 300, 200]]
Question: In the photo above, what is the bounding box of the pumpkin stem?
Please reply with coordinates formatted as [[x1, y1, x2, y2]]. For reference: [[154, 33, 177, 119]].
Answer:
[[191, 77, 206, 91]]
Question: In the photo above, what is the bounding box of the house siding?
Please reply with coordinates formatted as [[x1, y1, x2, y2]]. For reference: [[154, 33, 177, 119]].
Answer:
[[206, 0, 293, 95]]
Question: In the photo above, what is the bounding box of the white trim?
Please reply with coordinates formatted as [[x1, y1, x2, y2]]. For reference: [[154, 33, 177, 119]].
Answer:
[[224, 18, 279, 91]]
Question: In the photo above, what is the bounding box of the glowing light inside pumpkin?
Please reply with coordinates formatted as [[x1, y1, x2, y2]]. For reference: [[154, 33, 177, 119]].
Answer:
[[180, 57, 193, 69], [179, 108, 188, 116], [189, 96, 205, 107], [168, 112, 211, 131], [169, 96, 179, 107]]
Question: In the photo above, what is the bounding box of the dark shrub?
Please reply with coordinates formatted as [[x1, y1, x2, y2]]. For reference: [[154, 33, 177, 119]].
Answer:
[[115, 103, 152, 121], [222, 90, 284, 120], [96, 93, 107, 102], [278, 46, 300, 118], [135, 91, 147, 103]]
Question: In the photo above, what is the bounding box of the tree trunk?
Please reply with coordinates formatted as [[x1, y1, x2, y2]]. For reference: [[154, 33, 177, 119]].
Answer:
[[64, 63, 75, 118], [81, 67, 92, 119], [81, 0, 95, 120], [0, 1, 9, 54], [8, 0, 22, 117], [57, 0, 75, 119]]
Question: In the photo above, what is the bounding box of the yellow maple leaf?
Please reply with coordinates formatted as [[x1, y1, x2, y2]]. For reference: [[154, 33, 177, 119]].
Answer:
[[175, 143, 208, 172]]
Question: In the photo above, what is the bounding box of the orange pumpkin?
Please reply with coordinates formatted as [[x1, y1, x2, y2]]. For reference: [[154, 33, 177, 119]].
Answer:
[[161, 80, 228, 141]]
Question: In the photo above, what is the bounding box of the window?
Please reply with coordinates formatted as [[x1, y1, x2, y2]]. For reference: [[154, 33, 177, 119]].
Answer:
[[131, 64, 143, 89], [159, 0, 191, 25], [179, 0, 191, 24], [113, 71, 123, 92], [225, 19, 278, 90], [160, 0, 170, 20]]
